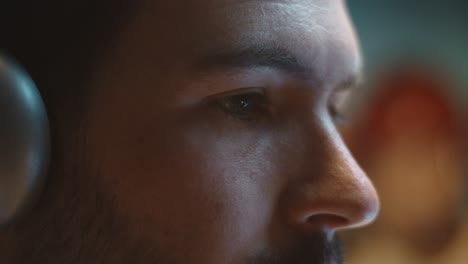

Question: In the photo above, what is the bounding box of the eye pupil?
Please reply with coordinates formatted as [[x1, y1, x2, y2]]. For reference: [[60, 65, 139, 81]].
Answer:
[[227, 95, 253, 113], [240, 98, 249, 109], [218, 92, 265, 120]]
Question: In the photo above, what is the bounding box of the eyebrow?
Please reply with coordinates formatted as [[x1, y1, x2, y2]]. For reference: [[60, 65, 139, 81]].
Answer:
[[191, 45, 314, 80], [191, 44, 363, 93]]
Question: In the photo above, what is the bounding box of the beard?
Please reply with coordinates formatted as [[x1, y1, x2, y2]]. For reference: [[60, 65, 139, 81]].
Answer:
[[8, 170, 170, 264], [6, 132, 166, 264], [249, 233, 343, 264]]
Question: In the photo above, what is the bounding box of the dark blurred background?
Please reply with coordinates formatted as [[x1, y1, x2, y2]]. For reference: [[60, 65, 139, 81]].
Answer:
[[342, 1, 468, 263]]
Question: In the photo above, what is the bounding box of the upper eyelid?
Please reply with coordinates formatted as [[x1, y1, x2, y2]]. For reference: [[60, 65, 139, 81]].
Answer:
[[332, 73, 364, 96], [203, 87, 266, 102], [329, 77, 363, 105]]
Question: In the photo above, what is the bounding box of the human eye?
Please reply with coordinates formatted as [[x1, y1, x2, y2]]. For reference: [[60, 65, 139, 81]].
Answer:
[[214, 88, 269, 121], [329, 88, 353, 124]]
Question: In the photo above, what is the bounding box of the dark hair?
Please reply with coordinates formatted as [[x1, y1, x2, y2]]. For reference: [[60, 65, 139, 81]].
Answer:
[[0, 0, 133, 120]]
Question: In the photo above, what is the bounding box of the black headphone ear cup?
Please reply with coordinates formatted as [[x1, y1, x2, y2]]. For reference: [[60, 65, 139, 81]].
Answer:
[[0, 55, 50, 227]]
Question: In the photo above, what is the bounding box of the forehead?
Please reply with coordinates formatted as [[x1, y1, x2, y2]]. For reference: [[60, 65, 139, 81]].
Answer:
[[121, 0, 360, 88]]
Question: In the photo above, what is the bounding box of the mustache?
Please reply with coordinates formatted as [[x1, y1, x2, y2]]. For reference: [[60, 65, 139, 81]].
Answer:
[[249, 233, 343, 264]]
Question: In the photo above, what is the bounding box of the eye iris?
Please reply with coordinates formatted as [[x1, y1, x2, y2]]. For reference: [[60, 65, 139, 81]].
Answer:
[[227, 95, 253, 114], [220, 93, 264, 119], [239, 97, 249, 109]]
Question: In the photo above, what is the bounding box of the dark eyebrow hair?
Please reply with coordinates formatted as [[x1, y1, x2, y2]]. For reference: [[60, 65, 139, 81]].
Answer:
[[192, 45, 313, 80]]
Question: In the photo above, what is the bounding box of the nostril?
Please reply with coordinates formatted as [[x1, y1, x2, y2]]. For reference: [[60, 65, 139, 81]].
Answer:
[[309, 214, 349, 225], [300, 213, 351, 232]]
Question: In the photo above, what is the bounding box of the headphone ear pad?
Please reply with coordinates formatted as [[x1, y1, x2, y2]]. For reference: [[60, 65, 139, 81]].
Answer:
[[0, 55, 50, 227]]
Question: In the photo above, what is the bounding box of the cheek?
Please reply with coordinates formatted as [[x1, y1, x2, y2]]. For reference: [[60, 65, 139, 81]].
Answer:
[[87, 103, 285, 260]]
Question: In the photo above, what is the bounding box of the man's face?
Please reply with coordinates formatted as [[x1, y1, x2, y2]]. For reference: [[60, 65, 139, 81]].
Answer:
[[43, 0, 378, 263]]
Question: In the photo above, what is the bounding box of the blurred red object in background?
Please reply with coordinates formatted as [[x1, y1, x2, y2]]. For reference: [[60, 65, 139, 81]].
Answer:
[[344, 61, 467, 264]]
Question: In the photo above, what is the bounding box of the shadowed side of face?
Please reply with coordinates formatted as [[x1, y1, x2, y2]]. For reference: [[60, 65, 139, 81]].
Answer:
[[11, 0, 379, 264]]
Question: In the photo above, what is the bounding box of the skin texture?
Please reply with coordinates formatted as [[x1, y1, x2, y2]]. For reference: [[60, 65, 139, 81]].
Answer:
[[1, 0, 379, 263]]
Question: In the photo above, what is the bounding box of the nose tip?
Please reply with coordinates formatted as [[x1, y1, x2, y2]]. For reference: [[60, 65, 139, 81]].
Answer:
[[286, 158, 380, 233], [337, 180, 380, 230], [287, 179, 379, 233]]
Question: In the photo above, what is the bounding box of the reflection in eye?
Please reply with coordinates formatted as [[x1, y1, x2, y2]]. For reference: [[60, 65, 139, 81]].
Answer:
[[217, 92, 267, 121]]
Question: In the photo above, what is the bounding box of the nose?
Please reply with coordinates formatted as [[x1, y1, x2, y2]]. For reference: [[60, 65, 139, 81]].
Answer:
[[284, 125, 379, 233]]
